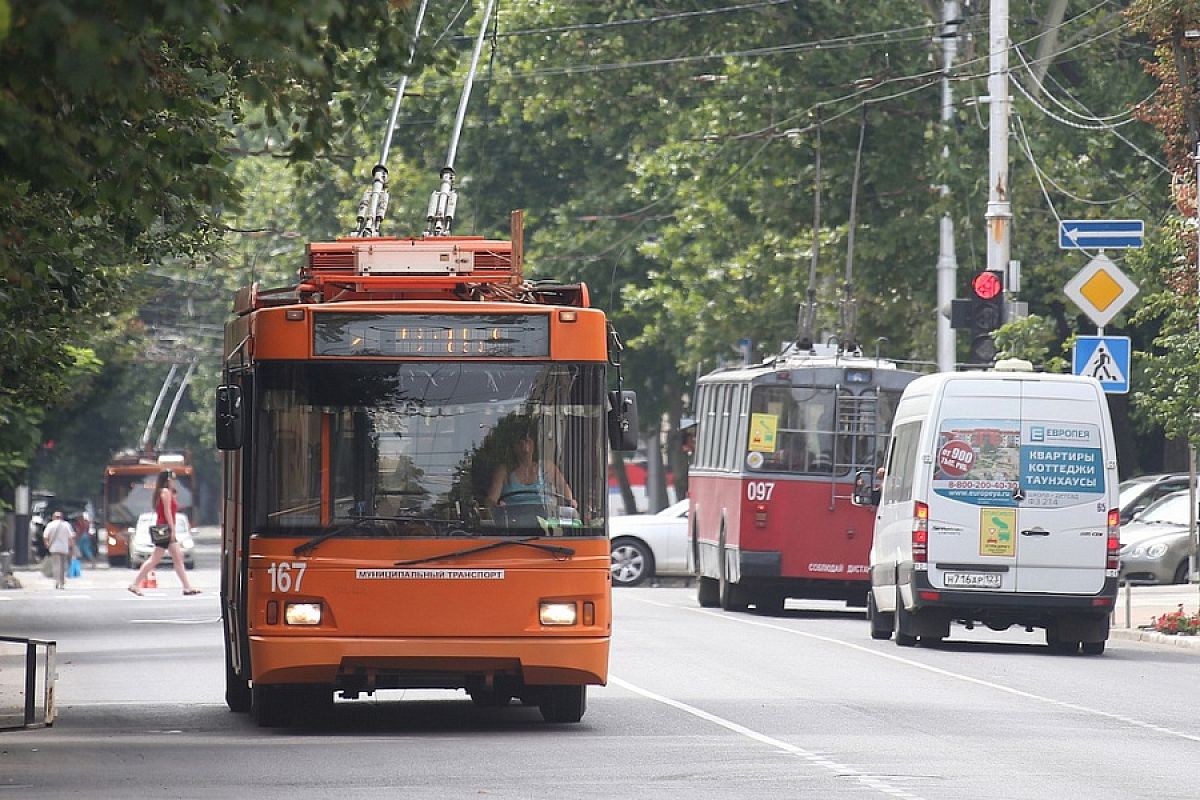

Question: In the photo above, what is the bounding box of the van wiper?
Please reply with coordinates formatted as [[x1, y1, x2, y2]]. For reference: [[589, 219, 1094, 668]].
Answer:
[[393, 536, 575, 567], [293, 517, 397, 556]]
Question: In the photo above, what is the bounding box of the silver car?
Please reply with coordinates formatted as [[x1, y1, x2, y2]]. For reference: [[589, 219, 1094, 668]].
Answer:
[[1118, 490, 1196, 585], [128, 510, 196, 570]]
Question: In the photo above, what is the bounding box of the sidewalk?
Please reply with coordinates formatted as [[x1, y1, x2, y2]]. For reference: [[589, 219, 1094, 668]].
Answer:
[[1109, 582, 1200, 650]]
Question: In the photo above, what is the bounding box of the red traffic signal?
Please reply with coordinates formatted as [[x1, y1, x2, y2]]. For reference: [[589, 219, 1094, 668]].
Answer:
[[971, 270, 1003, 300]]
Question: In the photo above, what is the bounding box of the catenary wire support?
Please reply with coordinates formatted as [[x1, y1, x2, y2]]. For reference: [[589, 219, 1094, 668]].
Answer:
[[352, 0, 430, 238], [426, 0, 497, 237]]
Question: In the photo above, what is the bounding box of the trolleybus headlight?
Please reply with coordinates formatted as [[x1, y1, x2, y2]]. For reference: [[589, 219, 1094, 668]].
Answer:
[[539, 601, 577, 626], [284, 602, 322, 626]]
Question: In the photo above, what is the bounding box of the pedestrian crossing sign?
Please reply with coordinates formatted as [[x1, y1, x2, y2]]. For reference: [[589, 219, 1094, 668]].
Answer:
[[1072, 335, 1130, 394]]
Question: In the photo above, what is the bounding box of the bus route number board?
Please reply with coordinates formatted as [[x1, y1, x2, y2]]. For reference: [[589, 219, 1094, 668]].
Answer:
[[942, 571, 1000, 589]]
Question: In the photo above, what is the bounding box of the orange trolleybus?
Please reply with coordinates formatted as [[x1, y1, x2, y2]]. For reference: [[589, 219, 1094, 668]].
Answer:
[[101, 450, 194, 567], [215, 225, 637, 726], [689, 344, 922, 613]]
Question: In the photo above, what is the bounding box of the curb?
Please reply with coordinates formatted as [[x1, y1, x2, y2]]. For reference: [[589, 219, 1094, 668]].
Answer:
[[1109, 626, 1200, 651]]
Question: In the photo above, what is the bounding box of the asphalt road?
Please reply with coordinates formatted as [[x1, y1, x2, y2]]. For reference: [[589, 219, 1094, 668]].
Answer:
[[1, 555, 1198, 799]]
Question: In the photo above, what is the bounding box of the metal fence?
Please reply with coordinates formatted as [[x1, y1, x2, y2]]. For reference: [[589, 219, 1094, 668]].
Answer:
[[0, 636, 56, 730]]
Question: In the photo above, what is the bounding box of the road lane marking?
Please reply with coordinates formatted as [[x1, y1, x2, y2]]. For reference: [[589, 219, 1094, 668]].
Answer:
[[609, 675, 928, 800], [657, 601, 1200, 745], [130, 617, 221, 625]]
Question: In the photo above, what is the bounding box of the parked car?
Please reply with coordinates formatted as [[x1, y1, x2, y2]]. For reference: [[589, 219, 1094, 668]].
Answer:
[[1118, 473, 1191, 524], [1118, 490, 1196, 585], [609, 499, 691, 587], [128, 510, 195, 570]]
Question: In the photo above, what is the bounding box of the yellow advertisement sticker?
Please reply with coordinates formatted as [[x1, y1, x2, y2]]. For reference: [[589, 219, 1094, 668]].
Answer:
[[748, 413, 779, 453], [980, 507, 1016, 557]]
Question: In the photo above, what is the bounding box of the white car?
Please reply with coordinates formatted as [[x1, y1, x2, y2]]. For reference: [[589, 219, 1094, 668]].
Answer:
[[128, 511, 195, 569], [609, 499, 692, 587]]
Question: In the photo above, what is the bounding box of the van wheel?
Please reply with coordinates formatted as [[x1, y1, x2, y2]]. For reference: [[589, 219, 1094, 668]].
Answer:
[[894, 589, 917, 647], [1045, 629, 1080, 654], [867, 592, 893, 641], [1080, 640, 1105, 656]]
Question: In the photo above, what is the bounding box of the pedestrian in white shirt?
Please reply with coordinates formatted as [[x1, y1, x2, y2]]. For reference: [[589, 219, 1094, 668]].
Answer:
[[42, 511, 74, 590]]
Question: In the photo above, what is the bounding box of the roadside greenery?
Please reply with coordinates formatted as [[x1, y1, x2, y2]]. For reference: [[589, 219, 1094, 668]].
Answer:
[[5, 1, 1199, 510]]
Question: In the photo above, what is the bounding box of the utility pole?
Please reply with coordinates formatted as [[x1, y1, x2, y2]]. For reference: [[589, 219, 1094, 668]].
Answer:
[[984, 0, 1012, 300], [936, 2, 961, 372]]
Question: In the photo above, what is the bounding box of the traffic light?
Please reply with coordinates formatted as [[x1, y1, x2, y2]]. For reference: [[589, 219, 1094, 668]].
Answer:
[[966, 270, 1005, 363]]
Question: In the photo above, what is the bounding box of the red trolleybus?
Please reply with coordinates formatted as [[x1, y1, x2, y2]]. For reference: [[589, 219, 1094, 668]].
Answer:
[[214, 225, 637, 726], [690, 344, 922, 612], [101, 451, 194, 567]]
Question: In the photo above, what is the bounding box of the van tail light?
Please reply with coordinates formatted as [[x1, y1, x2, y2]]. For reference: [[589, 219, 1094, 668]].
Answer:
[[1106, 508, 1121, 572], [912, 501, 929, 564]]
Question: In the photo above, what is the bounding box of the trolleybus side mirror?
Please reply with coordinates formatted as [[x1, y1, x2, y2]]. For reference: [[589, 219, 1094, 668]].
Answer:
[[608, 390, 639, 452], [215, 384, 244, 451], [851, 468, 880, 507]]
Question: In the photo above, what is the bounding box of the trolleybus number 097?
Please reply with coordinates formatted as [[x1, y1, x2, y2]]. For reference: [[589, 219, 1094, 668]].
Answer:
[[267, 561, 308, 593], [746, 482, 776, 501]]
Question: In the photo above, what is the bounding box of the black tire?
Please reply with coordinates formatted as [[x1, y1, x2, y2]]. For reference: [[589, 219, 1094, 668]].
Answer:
[[867, 591, 893, 641], [223, 637, 251, 713], [697, 576, 720, 608], [1081, 640, 1106, 656], [753, 592, 785, 615], [894, 589, 917, 647], [610, 537, 653, 587], [539, 685, 586, 723], [250, 684, 288, 727], [1173, 560, 1190, 585], [719, 574, 747, 612], [1045, 628, 1080, 654]]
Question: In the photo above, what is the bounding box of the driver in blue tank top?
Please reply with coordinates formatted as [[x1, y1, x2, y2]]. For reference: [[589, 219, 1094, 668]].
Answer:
[[487, 426, 576, 511]]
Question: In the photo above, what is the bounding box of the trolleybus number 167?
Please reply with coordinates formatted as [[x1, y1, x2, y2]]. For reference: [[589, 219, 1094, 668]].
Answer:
[[267, 561, 308, 593], [746, 481, 776, 501]]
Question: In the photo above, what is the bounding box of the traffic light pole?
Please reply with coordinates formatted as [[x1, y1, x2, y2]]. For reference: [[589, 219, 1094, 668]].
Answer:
[[936, 1, 960, 373], [984, 0, 1012, 297]]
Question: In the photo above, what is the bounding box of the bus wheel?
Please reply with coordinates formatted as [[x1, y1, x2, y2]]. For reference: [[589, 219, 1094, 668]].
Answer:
[[539, 686, 586, 723], [753, 592, 785, 615], [697, 576, 720, 608], [250, 684, 288, 727], [894, 590, 918, 647], [719, 577, 747, 612], [223, 640, 251, 713], [867, 591, 893, 641]]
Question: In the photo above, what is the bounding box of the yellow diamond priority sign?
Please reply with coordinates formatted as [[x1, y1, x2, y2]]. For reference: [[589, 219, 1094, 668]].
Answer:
[[1063, 253, 1139, 328]]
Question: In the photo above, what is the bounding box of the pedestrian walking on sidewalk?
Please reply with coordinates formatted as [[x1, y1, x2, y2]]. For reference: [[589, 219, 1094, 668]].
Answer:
[[128, 470, 200, 596], [42, 511, 74, 590]]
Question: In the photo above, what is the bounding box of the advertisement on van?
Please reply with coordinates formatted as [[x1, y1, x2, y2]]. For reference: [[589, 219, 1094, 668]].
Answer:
[[932, 419, 1105, 508]]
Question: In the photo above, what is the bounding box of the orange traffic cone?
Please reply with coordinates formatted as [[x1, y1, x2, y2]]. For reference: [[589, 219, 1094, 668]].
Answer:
[[144, 570, 158, 589]]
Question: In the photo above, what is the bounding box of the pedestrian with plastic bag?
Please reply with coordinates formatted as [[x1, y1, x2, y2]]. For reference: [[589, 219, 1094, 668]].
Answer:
[[42, 510, 74, 590]]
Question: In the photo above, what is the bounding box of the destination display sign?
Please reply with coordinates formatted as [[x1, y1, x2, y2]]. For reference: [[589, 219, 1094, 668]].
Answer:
[[314, 313, 550, 357]]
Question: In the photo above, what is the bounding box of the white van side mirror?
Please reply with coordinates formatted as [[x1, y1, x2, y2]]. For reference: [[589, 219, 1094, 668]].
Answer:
[[852, 469, 881, 507]]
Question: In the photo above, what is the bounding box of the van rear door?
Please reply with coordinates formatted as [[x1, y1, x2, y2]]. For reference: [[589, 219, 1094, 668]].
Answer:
[[926, 379, 1021, 593], [1014, 381, 1109, 594]]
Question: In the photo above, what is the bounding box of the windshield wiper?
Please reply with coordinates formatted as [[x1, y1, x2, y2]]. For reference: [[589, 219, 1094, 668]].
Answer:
[[293, 517, 396, 556], [393, 536, 575, 567]]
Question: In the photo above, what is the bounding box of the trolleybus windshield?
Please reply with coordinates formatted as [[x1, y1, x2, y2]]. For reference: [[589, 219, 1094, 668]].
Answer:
[[253, 361, 606, 537], [105, 473, 194, 526]]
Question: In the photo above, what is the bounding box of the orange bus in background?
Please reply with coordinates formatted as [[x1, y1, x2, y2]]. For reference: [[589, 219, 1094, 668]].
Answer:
[[215, 227, 637, 727], [101, 450, 193, 567]]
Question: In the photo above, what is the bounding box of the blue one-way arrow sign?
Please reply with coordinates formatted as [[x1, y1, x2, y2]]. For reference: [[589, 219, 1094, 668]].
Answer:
[[1059, 219, 1144, 250]]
